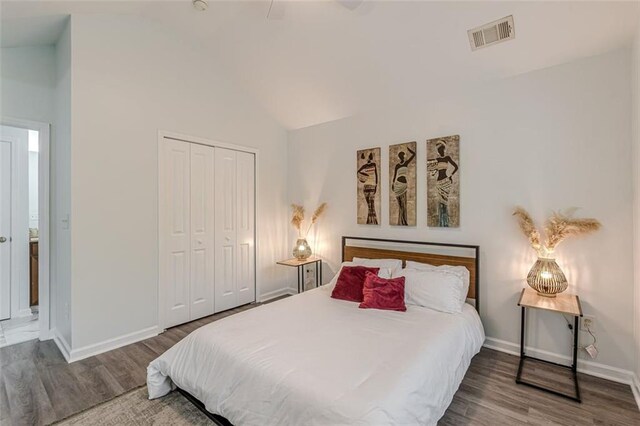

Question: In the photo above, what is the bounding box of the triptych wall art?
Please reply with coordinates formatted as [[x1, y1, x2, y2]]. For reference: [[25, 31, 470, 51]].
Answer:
[[356, 135, 460, 228]]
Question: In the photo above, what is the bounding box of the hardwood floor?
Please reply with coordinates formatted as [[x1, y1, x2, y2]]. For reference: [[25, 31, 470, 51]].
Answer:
[[440, 351, 640, 425], [0, 304, 255, 426], [0, 300, 638, 425]]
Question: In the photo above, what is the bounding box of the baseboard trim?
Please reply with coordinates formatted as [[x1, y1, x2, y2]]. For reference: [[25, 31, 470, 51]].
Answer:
[[39, 327, 53, 341], [68, 325, 160, 363], [484, 336, 636, 386], [258, 287, 297, 302], [15, 308, 34, 318], [631, 373, 640, 410], [52, 328, 72, 363]]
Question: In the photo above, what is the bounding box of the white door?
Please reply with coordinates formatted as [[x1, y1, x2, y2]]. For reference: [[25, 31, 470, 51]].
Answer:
[[0, 141, 11, 320], [0, 125, 29, 321], [160, 139, 191, 328], [214, 148, 238, 312], [189, 143, 215, 320], [214, 148, 256, 312], [160, 139, 255, 326], [236, 151, 255, 306]]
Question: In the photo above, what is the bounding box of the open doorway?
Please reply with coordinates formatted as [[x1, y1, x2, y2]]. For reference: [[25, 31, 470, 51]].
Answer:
[[0, 119, 50, 347]]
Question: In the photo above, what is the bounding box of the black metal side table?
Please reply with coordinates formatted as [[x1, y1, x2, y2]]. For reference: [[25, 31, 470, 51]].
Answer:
[[276, 256, 322, 293], [516, 288, 583, 402]]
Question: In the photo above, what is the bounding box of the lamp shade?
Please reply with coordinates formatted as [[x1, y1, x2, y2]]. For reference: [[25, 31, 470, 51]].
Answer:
[[293, 238, 312, 260], [526, 257, 568, 297]]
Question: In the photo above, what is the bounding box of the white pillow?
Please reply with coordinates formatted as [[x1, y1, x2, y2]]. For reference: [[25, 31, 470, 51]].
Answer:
[[404, 260, 470, 290], [397, 269, 467, 314], [324, 261, 392, 290], [352, 257, 403, 276]]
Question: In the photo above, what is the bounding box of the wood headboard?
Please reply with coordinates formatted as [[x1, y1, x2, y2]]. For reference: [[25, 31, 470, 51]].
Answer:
[[341, 236, 480, 313]]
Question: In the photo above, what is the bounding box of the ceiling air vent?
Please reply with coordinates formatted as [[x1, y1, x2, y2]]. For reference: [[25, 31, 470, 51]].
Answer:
[[468, 15, 514, 51]]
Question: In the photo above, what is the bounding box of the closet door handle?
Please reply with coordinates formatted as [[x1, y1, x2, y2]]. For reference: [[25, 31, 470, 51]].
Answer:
[[0, 236, 6, 243]]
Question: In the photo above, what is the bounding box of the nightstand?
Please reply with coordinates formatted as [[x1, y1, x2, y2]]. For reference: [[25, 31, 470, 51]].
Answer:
[[276, 256, 322, 293], [516, 288, 583, 402]]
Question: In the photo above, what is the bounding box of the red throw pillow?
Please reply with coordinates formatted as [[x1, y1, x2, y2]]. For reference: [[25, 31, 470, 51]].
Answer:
[[359, 271, 406, 312], [331, 266, 381, 302]]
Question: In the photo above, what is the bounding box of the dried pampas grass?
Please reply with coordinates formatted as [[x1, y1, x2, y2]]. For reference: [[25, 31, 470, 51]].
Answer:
[[291, 202, 328, 237], [311, 203, 327, 224], [513, 206, 600, 256], [306, 203, 328, 236], [544, 211, 601, 251], [291, 204, 305, 236], [513, 207, 542, 255]]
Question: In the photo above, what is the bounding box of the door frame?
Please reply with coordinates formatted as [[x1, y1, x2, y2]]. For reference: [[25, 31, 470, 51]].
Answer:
[[0, 117, 51, 341], [157, 130, 259, 331]]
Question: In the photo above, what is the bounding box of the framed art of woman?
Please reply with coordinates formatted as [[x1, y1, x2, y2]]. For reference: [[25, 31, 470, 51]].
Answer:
[[389, 141, 416, 226], [427, 135, 460, 228], [357, 148, 381, 225]]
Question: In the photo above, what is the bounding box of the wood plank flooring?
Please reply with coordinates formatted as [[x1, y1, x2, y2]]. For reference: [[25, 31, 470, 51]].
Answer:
[[0, 300, 638, 425]]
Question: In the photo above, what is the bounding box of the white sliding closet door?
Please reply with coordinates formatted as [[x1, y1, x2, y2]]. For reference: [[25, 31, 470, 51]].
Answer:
[[160, 139, 191, 328], [189, 144, 215, 320], [214, 148, 238, 312], [160, 137, 255, 328], [236, 151, 255, 306], [214, 148, 255, 312]]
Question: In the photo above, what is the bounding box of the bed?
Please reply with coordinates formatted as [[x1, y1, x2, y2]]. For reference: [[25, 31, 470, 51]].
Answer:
[[147, 237, 484, 425]]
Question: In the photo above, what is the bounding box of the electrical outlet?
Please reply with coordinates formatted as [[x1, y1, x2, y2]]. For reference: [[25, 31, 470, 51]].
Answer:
[[581, 315, 595, 332], [306, 268, 317, 282]]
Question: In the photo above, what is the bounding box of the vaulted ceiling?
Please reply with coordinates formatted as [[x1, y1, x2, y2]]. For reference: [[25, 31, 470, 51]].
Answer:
[[2, 1, 638, 129]]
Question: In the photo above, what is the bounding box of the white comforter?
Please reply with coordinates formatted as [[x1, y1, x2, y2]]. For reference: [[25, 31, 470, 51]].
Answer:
[[147, 286, 484, 426]]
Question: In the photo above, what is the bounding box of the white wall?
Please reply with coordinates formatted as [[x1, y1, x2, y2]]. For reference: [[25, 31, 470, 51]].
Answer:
[[289, 49, 634, 373], [0, 44, 67, 332], [632, 19, 640, 396], [0, 47, 52, 232], [68, 14, 289, 351], [52, 19, 72, 348], [0, 40, 73, 348], [0, 46, 55, 124]]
